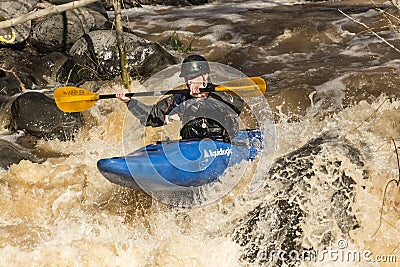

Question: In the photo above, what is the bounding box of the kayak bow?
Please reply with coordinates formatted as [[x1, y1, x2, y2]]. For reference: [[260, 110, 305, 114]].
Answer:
[[97, 130, 263, 192]]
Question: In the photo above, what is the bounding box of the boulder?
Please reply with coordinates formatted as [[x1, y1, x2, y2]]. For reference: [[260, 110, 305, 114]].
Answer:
[[30, 7, 108, 53], [47, 0, 108, 17], [0, 47, 46, 95], [0, 48, 76, 94], [0, 95, 13, 128], [9, 92, 84, 141], [0, 139, 40, 169], [31, 52, 70, 84], [232, 135, 367, 266], [0, 0, 38, 45], [64, 30, 177, 83]]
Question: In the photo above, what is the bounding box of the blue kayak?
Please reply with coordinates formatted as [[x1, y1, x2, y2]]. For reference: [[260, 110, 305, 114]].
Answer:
[[97, 130, 263, 192]]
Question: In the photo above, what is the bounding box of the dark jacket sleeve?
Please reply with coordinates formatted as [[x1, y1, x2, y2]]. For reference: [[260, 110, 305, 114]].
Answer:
[[209, 92, 244, 115], [126, 96, 174, 127]]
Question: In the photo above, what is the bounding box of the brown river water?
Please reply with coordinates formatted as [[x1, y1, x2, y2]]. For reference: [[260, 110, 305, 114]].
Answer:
[[1, 0, 400, 266]]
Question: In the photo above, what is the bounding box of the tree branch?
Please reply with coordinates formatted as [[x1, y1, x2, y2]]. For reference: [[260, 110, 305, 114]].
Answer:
[[0, 66, 26, 92], [338, 9, 400, 54], [391, 0, 400, 10], [113, 0, 130, 89], [0, 0, 99, 29]]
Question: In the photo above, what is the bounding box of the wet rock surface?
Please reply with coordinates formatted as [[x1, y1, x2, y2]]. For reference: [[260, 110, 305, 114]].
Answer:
[[233, 135, 366, 266], [0, 0, 179, 133], [67, 30, 177, 83], [0, 94, 14, 128], [1, 0, 178, 92], [0, 139, 40, 169], [0, 47, 46, 95], [0, 0, 37, 45], [9, 92, 84, 141], [30, 7, 108, 53], [47, 0, 108, 16]]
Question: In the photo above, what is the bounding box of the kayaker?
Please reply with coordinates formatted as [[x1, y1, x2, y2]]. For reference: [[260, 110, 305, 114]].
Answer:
[[116, 55, 244, 142]]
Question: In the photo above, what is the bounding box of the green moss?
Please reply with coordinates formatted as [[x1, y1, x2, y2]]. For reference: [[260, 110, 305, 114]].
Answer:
[[162, 31, 194, 53]]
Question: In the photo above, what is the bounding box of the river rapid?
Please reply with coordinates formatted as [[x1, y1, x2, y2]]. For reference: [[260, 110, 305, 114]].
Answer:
[[1, 0, 400, 266]]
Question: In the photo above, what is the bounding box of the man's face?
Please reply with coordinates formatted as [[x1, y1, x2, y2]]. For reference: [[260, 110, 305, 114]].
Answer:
[[185, 73, 209, 98]]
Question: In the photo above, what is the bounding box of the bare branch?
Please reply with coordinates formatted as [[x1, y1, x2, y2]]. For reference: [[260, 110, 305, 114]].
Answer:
[[0, 66, 26, 92], [113, 0, 130, 90], [338, 9, 400, 54], [0, 0, 99, 29], [391, 0, 400, 10]]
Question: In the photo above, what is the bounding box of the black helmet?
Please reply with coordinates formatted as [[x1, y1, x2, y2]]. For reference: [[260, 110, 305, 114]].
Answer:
[[179, 55, 210, 78]]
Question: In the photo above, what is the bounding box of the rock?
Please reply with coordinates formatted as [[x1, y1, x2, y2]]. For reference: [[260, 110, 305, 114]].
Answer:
[[9, 92, 84, 141], [0, 48, 75, 94], [47, 0, 108, 17], [0, 94, 14, 128], [65, 30, 177, 83], [232, 135, 367, 266], [31, 52, 70, 84], [30, 7, 108, 53], [16, 135, 40, 149], [0, 0, 37, 45], [0, 47, 46, 95], [0, 139, 40, 169], [0, 73, 22, 96]]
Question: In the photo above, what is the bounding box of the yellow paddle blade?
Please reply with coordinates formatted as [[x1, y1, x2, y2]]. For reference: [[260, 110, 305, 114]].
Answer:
[[54, 86, 99, 112], [215, 77, 266, 97]]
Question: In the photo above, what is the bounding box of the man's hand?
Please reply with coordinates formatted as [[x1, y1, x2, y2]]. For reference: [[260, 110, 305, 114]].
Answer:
[[116, 89, 131, 102], [187, 74, 209, 98]]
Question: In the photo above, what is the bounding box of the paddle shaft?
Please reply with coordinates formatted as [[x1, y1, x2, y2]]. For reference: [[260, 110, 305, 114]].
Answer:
[[98, 87, 217, 99]]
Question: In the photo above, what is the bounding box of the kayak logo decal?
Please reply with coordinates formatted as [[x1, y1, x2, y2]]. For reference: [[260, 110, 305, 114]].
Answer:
[[203, 147, 232, 158]]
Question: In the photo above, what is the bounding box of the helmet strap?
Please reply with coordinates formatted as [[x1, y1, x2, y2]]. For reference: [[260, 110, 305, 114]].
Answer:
[[202, 75, 207, 88]]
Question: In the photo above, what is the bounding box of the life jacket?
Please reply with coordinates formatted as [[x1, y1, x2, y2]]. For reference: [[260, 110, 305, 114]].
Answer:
[[175, 97, 239, 143], [180, 117, 233, 143]]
